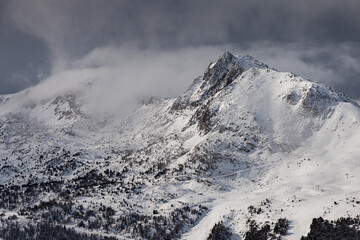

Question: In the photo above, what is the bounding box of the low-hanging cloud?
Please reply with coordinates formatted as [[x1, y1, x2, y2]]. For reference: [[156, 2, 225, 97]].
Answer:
[[69, 46, 227, 114], [0, 46, 230, 115], [4, 42, 359, 117]]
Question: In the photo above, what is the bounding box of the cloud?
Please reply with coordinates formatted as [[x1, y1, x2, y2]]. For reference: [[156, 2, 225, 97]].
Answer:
[[8, 0, 360, 52], [2, 42, 360, 118], [71, 46, 228, 114], [0, 0, 49, 94], [0, 45, 230, 115], [1, 0, 360, 101], [7, 0, 77, 71]]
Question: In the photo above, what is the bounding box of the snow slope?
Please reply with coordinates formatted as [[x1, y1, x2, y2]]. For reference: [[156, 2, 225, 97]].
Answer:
[[0, 51, 359, 239]]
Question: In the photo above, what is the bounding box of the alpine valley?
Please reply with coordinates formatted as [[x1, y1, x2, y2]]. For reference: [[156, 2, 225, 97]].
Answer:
[[1, 52, 360, 240]]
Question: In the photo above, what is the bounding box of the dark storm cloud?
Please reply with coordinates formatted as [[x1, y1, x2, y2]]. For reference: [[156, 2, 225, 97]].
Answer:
[[1, 0, 360, 99], [8, 0, 360, 50], [0, 0, 49, 94]]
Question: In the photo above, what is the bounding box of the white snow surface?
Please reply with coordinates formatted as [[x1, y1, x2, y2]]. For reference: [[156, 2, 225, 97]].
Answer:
[[0, 51, 360, 239]]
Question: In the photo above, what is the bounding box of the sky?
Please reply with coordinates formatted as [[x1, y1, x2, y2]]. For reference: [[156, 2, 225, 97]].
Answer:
[[1, 0, 360, 101]]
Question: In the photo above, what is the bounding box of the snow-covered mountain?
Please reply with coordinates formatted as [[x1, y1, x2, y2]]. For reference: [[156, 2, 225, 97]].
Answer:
[[0, 51, 360, 239]]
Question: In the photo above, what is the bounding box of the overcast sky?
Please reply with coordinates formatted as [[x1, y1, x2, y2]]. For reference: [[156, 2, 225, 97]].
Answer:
[[1, 0, 360, 100]]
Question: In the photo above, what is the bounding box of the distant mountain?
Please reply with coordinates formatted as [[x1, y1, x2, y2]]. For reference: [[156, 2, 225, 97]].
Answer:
[[0, 52, 360, 240]]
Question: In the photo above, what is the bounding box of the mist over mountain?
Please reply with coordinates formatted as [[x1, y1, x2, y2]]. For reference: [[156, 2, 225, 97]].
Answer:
[[1, 0, 360, 101]]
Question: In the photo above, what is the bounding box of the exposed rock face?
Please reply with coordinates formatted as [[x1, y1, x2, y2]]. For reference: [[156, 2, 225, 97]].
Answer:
[[299, 84, 353, 117], [171, 51, 268, 111], [201, 51, 244, 100], [51, 93, 84, 120]]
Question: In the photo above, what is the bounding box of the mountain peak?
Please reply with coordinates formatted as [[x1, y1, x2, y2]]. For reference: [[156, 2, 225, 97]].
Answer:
[[216, 51, 236, 64], [203, 52, 269, 89], [208, 51, 268, 72], [172, 52, 269, 110]]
